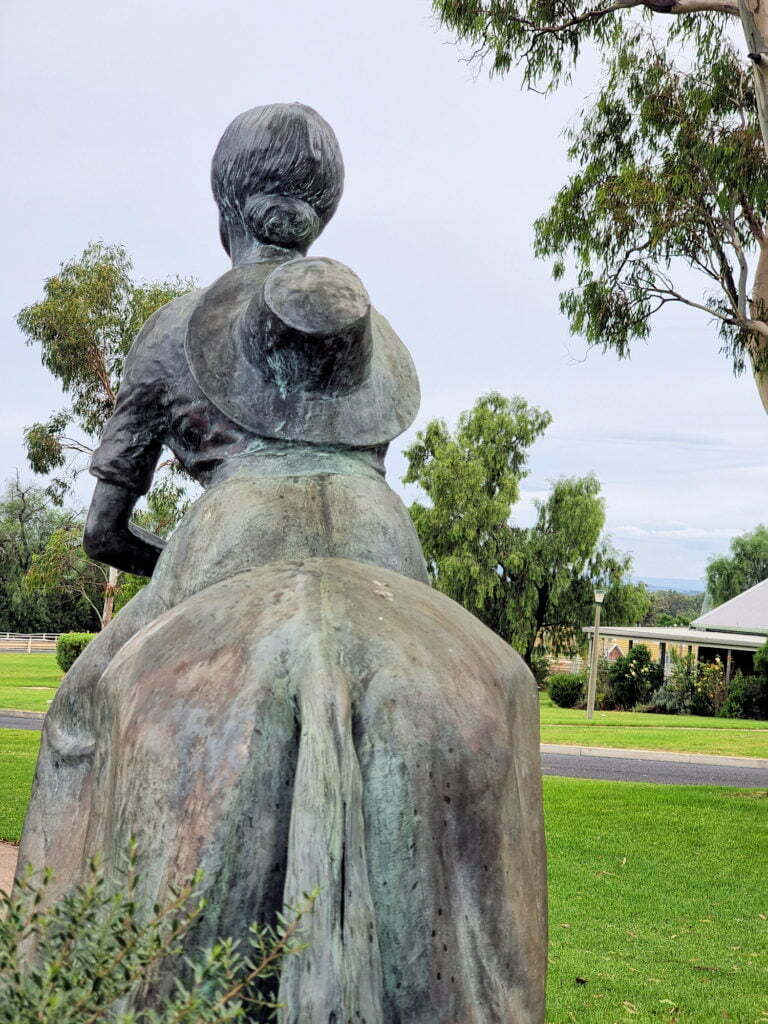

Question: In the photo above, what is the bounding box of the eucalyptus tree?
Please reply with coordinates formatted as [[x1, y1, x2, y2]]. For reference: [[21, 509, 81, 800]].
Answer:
[[17, 242, 193, 501], [403, 392, 649, 664], [433, 3, 768, 411], [433, 0, 768, 156], [534, 30, 768, 410], [17, 242, 193, 624]]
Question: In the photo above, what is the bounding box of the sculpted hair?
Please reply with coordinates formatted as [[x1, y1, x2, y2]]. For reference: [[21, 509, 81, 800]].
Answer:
[[211, 103, 345, 253]]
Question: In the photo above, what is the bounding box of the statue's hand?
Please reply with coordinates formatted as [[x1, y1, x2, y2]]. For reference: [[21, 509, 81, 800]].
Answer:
[[84, 480, 166, 577]]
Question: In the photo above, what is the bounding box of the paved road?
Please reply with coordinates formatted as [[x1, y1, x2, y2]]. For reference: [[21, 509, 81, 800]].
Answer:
[[2, 714, 766, 787], [542, 751, 768, 787], [0, 713, 44, 731]]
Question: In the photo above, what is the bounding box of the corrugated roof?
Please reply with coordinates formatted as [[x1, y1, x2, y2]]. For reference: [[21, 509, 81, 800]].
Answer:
[[691, 577, 768, 635], [583, 625, 767, 650]]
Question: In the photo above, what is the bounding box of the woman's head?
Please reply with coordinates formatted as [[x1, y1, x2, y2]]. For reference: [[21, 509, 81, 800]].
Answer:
[[211, 103, 344, 257]]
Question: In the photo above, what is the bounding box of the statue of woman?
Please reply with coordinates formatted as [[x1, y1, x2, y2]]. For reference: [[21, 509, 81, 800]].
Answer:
[[17, 103, 546, 1023]]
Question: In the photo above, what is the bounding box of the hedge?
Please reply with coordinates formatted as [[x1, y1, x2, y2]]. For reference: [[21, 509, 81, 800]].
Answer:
[[56, 632, 97, 673]]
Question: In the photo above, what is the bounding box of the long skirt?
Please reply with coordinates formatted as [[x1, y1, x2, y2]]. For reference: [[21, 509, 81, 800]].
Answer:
[[17, 557, 546, 1022]]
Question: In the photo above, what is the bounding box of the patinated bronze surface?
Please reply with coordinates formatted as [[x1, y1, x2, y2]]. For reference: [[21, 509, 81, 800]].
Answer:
[[17, 102, 547, 1022]]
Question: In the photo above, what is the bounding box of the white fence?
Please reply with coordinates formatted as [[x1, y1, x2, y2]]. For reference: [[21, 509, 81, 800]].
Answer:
[[0, 633, 61, 653]]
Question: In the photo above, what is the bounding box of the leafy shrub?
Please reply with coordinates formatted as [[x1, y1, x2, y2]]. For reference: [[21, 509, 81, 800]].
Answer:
[[0, 842, 314, 1023], [529, 652, 551, 689], [720, 672, 768, 720], [548, 672, 586, 708], [647, 683, 686, 715], [692, 660, 727, 716], [56, 632, 96, 673], [604, 645, 663, 711], [660, 652, 726, 717]]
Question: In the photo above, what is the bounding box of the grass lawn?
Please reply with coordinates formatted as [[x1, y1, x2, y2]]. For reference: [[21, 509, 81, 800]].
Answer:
[[541, 694, 768, 730], [541, 694, 768, 759], [545, 777, 768, 1023], [542, 726, 768, 759], [0, 736, 765, 1020], [0, 653, 61, 712], [0, 728, 39, 843]]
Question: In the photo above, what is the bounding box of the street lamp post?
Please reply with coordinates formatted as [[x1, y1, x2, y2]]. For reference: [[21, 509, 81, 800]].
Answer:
[[586, 589, 605, 721]]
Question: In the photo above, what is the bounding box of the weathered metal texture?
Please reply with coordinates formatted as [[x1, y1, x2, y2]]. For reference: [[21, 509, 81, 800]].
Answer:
[[19, 559, 546, 1023], [18, 101, 548, 1022], [147, 461, 429, 609], [186, 259, 420, 447]]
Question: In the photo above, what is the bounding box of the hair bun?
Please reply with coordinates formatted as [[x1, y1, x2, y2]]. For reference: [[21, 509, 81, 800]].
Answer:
[[243, 194, 321, 250]]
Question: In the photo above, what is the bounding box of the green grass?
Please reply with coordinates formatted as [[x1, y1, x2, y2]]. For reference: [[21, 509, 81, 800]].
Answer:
[[540, 693, 768, 730], [545, 777, 768, 1023], [542, 726, 768, 759], [1, 739, 766, 1019], [0, 728, 39, 842], [0, 653, 61, 712], [540, 693, 768, 759]]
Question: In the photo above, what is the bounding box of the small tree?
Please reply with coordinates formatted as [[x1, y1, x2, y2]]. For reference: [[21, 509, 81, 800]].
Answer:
[[25, 524, 117, 629], [0, 478, 98, 633], [605, 644, 664, 710], [403, 393, 650, 664]]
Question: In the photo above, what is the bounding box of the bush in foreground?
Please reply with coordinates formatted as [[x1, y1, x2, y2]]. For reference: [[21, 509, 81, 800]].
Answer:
[[55, 632, 96, 673], [548, 673, 585, 708], [0, 842, 314, 1023]]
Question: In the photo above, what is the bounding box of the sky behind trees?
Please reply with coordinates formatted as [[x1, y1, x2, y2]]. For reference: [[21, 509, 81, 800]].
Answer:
[[2, 0, 766, 583]]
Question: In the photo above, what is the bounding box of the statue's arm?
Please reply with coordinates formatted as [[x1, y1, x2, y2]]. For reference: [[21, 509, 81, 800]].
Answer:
[[84, 480, 165, 576], [85, 310, 170, 576]]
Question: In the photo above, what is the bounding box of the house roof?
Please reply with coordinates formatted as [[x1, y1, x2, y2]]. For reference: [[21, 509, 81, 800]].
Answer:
[[583, 624, 766, 651], [691, 577, 768, 636]]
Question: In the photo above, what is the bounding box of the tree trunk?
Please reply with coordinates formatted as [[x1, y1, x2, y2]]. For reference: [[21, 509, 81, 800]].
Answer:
[[739, 0, 768, 161], [750, 240, 768, 413], [101, 565, 119, 628]]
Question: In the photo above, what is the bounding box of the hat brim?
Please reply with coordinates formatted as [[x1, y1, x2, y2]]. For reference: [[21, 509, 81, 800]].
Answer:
[[185, 262, 420, 447]]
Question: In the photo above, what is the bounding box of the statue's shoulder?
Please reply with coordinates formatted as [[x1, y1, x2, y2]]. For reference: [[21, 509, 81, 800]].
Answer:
[[124, 288, 206, 380]]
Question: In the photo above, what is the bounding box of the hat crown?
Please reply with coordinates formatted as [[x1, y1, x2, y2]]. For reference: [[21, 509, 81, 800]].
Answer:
[[241, 258, 372, 398], [184, 259, 420, 447]]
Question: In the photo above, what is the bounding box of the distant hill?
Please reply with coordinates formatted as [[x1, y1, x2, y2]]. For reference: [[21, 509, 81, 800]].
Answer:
[[635, 577, 705, 595]]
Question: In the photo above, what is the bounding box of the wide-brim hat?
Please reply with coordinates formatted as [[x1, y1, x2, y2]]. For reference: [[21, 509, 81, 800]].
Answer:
[[185, 259, 420, 447]]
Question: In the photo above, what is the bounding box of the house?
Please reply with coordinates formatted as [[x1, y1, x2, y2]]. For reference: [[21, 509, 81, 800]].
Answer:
[[583, 578, 768, 680]]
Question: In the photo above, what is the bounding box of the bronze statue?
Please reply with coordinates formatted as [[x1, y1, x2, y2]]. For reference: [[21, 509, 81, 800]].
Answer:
[[17, 103, 547, 1022]]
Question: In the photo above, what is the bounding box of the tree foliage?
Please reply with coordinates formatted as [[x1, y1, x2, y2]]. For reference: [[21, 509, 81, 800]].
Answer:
[[432, 1, 768, 410], [0, 478, 98, 633], [16, 243, 194, 626], [17, 242, 194, 502], [403, 392, 650, 663], [643, 588, 704, 625], [705, 523, 768, 604], [25, 523, 117, 631], [534, 28, 768, 383], [432, 0, 733, 91]]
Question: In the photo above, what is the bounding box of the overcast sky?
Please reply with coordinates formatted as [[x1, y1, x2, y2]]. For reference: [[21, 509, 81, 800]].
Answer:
[[2, 0, 766, 584]]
